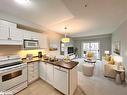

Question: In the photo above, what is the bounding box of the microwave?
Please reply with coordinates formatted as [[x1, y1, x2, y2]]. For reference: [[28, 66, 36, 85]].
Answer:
[[24, 39, 39, 49]]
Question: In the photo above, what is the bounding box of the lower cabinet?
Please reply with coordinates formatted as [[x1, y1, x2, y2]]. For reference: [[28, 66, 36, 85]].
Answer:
[[39, 62, 54, 85], [27, 62, 39, 84], [46, 63, 54, 85], [39, 62, 47, 81], [39, 62, 78, 95]]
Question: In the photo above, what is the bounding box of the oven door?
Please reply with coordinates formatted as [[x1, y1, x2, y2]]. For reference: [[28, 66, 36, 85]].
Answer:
[[24, 39, 39, 49], [0, 64, 27, 91]]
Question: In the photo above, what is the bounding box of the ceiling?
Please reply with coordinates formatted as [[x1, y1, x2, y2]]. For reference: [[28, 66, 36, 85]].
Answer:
[[0, 0, 127, 37]]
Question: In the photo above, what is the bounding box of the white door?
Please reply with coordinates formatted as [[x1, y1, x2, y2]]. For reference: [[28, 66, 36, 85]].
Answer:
[[39, 62, 47, 80], [46, 63, 54, 85]]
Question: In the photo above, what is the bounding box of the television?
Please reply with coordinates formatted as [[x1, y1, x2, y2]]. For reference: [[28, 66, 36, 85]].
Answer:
[[68, 47, 74, 54]]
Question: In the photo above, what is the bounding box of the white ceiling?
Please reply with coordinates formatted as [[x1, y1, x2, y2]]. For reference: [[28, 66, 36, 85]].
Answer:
[[0, 0, 127, 37]]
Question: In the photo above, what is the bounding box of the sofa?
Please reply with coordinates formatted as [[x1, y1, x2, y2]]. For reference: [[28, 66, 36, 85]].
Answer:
[[102, 57, 116, 78]]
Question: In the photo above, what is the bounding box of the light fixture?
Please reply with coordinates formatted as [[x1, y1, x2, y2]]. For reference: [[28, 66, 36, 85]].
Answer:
[[15, 0, 30, 5], [113, 56, 123, 69], [61, 27, 70, 43]]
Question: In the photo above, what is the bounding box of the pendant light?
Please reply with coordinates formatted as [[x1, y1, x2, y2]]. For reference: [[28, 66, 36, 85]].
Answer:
[[61, 27, 70, 43]]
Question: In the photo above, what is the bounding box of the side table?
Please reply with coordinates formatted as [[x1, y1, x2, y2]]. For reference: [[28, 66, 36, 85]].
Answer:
[[113, 67, 125, 84]]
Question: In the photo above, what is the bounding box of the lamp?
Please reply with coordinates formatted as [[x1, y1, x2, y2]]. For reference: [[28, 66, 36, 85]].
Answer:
[[61, 27, 70, 43], [114, 56, 123, 69]]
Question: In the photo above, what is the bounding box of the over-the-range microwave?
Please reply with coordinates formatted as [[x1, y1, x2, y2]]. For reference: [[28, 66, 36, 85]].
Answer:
[[24, 39, 39, 49]]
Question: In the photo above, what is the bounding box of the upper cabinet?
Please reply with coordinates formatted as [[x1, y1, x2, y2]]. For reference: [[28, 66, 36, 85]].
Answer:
[[23, 30, 33, 40], [0, 19, 48, 47], [10, 28, 23, 41], [0, 20, 23, 45], [23, 29, 48, 49], [38, 34, 48, 49], [23, 30, 39, 40], [0, 24, 9, 40]]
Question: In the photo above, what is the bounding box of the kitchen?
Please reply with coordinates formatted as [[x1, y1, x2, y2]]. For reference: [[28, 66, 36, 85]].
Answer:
[[0, 19, 78, 95]]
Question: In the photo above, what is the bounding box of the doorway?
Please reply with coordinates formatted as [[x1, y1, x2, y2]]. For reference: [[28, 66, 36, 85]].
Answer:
[[82, 42, 100, 59]]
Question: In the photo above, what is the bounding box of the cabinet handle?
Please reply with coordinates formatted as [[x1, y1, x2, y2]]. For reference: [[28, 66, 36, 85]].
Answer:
[[8, 27, 11, 38]]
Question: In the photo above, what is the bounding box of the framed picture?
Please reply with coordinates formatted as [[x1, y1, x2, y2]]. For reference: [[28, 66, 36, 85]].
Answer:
[[113, 41, 120, 55], [49, 39, 58, 51]]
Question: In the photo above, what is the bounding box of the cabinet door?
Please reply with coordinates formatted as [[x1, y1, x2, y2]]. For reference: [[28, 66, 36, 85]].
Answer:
[[33, 62, 39, 79], [46, 63, 54, 85], [31, 32, 39, 40], [0, 25, 9, 40], [10, 28, 23, 41], [28, 63, 34, 83], [39, 62, 47, 80], [38, 34, 48, 49], [23, 30, 32, 40]]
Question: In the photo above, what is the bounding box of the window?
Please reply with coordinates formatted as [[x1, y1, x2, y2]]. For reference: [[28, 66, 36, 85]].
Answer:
[[83, 42, 100, 59]]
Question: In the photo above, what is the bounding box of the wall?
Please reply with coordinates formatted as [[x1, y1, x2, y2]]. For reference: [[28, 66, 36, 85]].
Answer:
[[112, 19, 127, 79], [73, 34, 112, 59]]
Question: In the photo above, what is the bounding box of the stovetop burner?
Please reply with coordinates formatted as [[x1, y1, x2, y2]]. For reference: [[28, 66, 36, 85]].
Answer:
[[0, 61, 23, 69]]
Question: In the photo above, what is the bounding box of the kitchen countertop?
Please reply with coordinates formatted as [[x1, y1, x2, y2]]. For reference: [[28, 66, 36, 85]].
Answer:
[[22, 57, 79, 69]]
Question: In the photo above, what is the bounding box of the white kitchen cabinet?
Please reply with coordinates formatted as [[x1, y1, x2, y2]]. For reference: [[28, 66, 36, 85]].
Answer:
[[23, 30, 32, 40], [0, 25, 9, 40], [23, 30, 40, 40], [23, 30, 48, 48], [39, 62, 47, 81], [27, 62, 39, 84], [10, 28, 23, 41], [0, 20, 23, 44], [0, 20, 16, 40], [39, 62, 54, 85], [36, 33, 48, 49], [54, 66, 68, 95], [31, 32, 40, 40], [46, 63, 54, 85]]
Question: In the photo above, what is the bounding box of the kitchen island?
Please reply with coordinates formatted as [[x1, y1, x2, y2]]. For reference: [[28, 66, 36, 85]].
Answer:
[[23, 57, 79, 95]]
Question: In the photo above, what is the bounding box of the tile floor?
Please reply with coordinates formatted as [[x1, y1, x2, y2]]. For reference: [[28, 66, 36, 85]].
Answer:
[[16, 79, 86, 95]]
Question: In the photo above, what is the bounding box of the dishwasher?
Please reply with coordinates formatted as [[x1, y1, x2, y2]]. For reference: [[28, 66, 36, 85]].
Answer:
[[54, 66, 68, 95]]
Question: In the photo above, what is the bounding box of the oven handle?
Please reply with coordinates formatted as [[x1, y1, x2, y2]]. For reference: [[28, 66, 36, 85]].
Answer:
[[0, 64, 27, 74]]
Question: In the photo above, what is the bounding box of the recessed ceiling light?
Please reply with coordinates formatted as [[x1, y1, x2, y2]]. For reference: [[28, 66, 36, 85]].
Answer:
[[15, 0, 30, 6]]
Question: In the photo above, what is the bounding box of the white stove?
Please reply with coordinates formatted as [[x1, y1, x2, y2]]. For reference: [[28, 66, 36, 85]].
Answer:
[[0, 55, 27, 94]]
